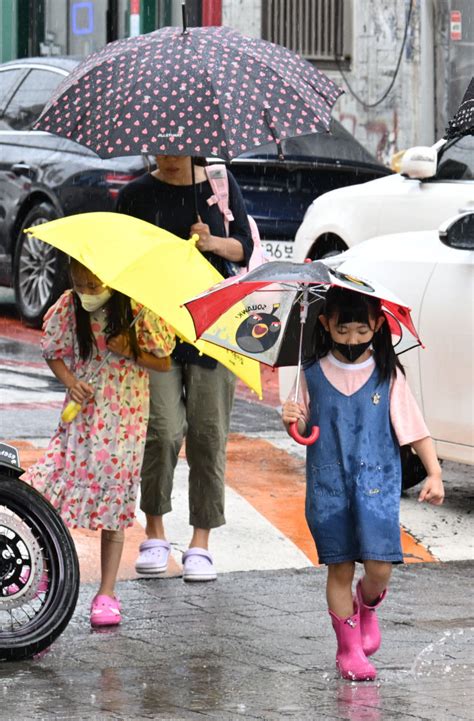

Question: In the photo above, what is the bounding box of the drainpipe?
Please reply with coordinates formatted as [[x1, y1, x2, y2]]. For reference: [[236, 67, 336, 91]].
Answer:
[[202, 0, 222, 26], [420, 0, 435, 144], [129, 0, 141, 36]]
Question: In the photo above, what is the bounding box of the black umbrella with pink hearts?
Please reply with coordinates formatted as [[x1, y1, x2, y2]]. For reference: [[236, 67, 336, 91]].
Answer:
[[34, 24, 342, 162]]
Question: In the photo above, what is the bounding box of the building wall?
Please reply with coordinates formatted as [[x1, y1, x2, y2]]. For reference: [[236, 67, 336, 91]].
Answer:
[[326, 0, 426, 164], [0, 0, 18, 62], [222, 0, 453, 163], [222, 0, 261, 38]]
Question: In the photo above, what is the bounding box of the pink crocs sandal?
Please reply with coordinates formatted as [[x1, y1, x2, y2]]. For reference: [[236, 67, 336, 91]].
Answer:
[[90, 595, 121, 627], [135, 539, 171, 575], [182, 548, 217, 582]]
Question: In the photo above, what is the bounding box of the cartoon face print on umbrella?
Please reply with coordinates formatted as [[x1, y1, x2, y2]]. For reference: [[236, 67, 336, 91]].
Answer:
[[236, 304, 281, 353]]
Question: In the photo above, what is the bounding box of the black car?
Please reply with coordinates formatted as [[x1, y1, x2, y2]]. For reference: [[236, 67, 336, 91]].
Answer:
[[0, 57, 146, 326], [228, 121, 391, 259], [0, 57, 390, 327]]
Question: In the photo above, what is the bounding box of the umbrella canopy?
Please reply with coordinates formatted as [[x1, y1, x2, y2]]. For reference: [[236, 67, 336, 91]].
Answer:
[[184, 260, 422, 368], [24, 212, 262, 398], [445, 77, 474, 140], [34, 25, 342, 161]]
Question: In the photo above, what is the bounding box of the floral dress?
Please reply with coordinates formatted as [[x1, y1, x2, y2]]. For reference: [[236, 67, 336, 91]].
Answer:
[[23, 290, 175, 531]]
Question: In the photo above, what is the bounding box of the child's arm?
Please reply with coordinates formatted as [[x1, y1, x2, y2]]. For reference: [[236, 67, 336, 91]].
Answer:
[[46, 358, 94, 403], [390, 370, 444, 505], [410, 436, 444, 505], [137, 353, 171, 372], [106, 335, 171, 372]]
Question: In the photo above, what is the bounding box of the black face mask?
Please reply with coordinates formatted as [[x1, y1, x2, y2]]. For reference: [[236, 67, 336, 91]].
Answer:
[[333, 340, 372, 362]]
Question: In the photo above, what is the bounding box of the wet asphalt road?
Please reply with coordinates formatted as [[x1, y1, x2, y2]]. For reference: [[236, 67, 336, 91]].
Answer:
[[1, 562, 473, 720]]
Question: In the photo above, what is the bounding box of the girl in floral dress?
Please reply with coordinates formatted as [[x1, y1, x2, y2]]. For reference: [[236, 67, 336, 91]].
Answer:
[[24, 259, 175, 627]]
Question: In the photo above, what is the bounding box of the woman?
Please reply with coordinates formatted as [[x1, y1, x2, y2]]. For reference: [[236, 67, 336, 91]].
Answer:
[[116, 155, 253, 581]]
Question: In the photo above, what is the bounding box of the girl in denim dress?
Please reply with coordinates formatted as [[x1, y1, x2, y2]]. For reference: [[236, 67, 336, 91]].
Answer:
[[282, 287, 444, 681]]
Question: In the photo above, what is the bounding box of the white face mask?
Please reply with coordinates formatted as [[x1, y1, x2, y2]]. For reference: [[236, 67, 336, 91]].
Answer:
[[77, 288, 113, 312]]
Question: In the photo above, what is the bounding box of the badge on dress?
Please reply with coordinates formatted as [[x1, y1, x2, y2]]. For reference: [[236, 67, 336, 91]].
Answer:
[[371, 393, 381, 405]]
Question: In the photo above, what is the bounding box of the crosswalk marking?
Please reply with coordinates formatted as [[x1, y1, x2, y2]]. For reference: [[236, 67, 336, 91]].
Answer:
[[8, 437, 444, 586]]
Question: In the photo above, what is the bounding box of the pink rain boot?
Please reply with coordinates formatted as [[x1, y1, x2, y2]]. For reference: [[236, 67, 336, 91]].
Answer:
[[329, 602, 377, 681], [356, 579, 387, 657]]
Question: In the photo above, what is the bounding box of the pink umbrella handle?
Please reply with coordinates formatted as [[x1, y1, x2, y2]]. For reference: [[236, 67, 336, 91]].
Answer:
[[289, 422, 320, 446]]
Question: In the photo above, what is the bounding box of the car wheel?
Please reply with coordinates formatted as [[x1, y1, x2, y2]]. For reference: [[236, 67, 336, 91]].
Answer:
[[309, 234, 347, 260], [13, 204, 67, 328]]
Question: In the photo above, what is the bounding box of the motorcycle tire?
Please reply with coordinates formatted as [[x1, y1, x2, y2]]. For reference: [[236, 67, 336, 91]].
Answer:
[[0, 475, 80, 661]]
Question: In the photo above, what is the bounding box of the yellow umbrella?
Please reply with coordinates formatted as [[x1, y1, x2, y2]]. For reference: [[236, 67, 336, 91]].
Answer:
[[25, 212, 262, 398]]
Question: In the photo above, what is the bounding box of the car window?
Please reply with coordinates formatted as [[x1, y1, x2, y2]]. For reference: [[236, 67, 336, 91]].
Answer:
[[0, 68, 24, 110], [436, 135, 474, 181], [3, 69, 65, 131]]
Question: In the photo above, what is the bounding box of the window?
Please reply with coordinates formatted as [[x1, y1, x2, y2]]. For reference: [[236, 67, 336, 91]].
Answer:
[[262, 0, 352, 69], [0, 69, 24, 110], [3, 69, 65, 131], [436, 136, 474, 182]]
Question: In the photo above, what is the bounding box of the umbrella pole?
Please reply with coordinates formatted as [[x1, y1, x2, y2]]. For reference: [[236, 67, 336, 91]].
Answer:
[[191, 157, 199, 223], [293, 291, 308, 403], [181, 2, 188, 34], [61, 308, 145, 423], [289, 291, 320, 446]]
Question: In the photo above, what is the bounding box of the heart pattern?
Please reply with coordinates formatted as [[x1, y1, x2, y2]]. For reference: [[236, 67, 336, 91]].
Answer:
[[35, 25, 342, 160]]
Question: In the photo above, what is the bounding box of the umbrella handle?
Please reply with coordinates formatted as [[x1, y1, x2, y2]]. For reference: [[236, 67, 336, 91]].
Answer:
[[289, 421, 320, 446], [61, 400, 82, 423]]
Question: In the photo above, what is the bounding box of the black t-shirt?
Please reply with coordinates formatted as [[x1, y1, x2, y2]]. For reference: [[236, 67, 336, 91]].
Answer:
[[117, 170, 252, 367]]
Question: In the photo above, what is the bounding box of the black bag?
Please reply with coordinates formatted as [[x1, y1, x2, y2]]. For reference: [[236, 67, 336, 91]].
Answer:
[[400, 445, 428, 491]]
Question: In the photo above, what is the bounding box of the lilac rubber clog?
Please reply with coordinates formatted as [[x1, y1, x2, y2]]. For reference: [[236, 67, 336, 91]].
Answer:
[[182, 548, 217, 582], [135, 539, 171, 575]]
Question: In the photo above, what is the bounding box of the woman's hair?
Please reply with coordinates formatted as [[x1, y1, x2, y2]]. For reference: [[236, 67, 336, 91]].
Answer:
[[192, 156, 208, 167], [309, 286, 404, 382], [69, 259, 139, 362]]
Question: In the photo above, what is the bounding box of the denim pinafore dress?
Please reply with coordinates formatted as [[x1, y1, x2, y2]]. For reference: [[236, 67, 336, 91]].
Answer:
[[304, 361, 403, 565]]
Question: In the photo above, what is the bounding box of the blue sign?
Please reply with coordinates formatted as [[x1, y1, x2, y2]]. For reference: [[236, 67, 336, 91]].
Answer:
[[71, 1, 94, 36]]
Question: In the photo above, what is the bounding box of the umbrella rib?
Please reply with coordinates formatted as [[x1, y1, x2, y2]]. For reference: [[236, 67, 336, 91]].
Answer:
[[183, 30, 230, 159], [234, 35, 342, 123]]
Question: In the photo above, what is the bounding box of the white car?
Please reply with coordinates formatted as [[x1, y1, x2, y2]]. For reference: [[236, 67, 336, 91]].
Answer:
[[281, 212, 474, 467], [293, 134, 474, 260]]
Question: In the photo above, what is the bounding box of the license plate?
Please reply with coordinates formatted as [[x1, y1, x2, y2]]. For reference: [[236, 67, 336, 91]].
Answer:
[[262, 241, 294, 261]]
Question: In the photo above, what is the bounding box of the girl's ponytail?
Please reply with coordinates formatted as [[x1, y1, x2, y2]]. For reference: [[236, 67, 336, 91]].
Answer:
[[72, 292, 96, 361], [372, 318, 405, 382], [104, 293, 140, 360]]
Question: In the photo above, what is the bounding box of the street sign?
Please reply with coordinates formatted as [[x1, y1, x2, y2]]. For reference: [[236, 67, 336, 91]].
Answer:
[[450, 10, 462, 41]]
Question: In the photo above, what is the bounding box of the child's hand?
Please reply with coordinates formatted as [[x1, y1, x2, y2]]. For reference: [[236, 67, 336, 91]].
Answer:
[[418, 474, 445, 505], [68, 378, 94, 404], [107, 334, 133, 358], [282, 400, 306, 425]]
